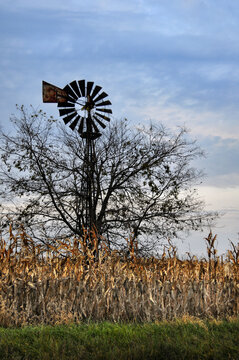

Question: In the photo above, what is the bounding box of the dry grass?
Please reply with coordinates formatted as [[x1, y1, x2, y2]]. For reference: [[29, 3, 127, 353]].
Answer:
[[0, 225, 238, 326]]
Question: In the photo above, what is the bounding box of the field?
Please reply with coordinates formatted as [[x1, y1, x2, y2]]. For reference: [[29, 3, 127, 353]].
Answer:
[[0, 319, 239, 359], [0, 225, 238, 326], [0, 226, 238, 358]]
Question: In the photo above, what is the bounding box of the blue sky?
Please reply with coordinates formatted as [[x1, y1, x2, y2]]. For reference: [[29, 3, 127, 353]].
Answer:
[[0, 0, 238, 256]]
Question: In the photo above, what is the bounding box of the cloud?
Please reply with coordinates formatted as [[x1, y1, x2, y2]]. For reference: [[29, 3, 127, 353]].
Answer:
[[0, 2, 239, 153], [197, 185, 239, 215]]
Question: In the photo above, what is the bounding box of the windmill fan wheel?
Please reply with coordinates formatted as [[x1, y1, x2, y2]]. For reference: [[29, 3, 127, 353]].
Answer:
[[57, 80, 112, 139]]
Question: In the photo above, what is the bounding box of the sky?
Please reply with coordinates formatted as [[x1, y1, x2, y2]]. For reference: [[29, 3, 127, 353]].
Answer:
[[0, 0, 238, 257]]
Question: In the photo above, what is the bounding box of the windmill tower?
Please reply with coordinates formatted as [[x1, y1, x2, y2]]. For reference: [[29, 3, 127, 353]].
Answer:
[[42, 79, 112, 234]]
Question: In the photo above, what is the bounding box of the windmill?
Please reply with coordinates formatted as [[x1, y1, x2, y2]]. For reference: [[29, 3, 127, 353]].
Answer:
[[42, 80, 112, 234]]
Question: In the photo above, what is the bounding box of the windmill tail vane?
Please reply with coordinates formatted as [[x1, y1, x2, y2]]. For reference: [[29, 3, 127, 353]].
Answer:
[[42, 81, 68, 103]]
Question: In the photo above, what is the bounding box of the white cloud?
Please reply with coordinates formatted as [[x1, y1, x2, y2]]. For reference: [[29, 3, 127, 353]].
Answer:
[[134, 100, 239, 140], [198, 185, 239, 211]]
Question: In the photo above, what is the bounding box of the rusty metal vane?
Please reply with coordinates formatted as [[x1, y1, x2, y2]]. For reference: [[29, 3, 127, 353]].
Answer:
[[42, 81, 68, 103]]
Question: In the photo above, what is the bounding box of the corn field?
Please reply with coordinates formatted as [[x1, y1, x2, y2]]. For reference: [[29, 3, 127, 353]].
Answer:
[[0, 225, 238, 326]]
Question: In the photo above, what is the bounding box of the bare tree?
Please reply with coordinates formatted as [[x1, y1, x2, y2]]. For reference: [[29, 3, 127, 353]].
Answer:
[[0, 106, 216, 253]]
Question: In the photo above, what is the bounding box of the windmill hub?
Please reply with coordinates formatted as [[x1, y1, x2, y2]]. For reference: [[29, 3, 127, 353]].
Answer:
[[82, 96, 95, 113]]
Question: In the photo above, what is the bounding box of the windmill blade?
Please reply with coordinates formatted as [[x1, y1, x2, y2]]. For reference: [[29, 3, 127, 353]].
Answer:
[[59, 108, 76, 117], [87, 81, 94, 96], [57, 101, 75, 108], [91, 85, 102, 100], [94, 100, 112, 107], [95, 112, 111, 122], [53, 79, 111, 138], [95, 108, 112, 114], [78, 80, 85, 97], [66, 94, 78, 103], [63, 84, 78, 100], [63, 112, 78, 124], [69, 80, 81, 98], [69, 115, 80, 130], [78, 116, 84, 134], [93, 115, 106, 129], [93, 91, 108, 104]]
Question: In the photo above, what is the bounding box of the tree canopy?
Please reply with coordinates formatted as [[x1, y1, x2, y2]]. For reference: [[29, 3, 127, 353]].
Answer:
[[0, 106, 216, 253]]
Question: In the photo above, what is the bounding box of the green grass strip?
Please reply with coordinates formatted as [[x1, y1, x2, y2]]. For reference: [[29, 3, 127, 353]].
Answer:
[[0, 318, 238, 359]]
